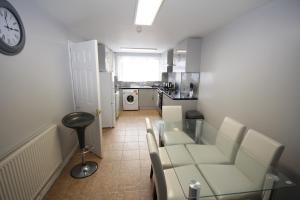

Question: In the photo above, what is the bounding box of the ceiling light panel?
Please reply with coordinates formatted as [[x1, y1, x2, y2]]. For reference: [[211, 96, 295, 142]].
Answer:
[[120, 47, 158, 53], [135, 0, 164, 26]]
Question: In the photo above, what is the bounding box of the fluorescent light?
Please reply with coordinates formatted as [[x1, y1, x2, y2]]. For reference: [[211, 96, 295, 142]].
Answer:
[[135, 0, 164, 26], [120, 47, 158, 53], [176, 50, 187, 54]]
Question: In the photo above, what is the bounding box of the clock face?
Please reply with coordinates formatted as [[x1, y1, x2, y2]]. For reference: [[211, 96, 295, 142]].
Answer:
[[0, 7, 21, 47]]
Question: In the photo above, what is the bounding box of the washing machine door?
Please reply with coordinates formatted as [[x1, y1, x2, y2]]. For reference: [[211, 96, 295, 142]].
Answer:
[[126, 94, 136, 104]]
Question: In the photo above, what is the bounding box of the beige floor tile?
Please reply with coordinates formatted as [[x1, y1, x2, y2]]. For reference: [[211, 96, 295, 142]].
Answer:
[[122, 150, 140, 160], [102, 150, 123, 161], [124, 136, 139, 142], [125, 130, 139, 135], [139, 150, 150, 160], [120, 160, 140, 170], [138, 135, 146, 142], [140, 159, 151, 169], [103, 142, 125, 151], [138, 141, 148, 150], [123, 142, 140, 150]]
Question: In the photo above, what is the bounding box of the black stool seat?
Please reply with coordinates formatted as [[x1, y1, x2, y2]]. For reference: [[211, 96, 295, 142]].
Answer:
[[62, 112, 95, 129], [62, 112, 98, 179], [185, 110, 204, 120]]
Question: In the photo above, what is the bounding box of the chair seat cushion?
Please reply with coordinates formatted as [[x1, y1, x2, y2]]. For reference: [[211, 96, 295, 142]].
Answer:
[[163, 131, 195, 146], [164, 165, 217, 200], [186, 144, 231, 164], [163, 145, 195, 168], [197, 164, 260, 200]]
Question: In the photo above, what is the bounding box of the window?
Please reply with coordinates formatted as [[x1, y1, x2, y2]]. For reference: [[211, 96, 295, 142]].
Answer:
[[116, 53, 162, 82]]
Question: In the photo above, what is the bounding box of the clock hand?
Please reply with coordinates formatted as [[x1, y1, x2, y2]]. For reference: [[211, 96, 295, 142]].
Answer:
[[4, 26, 19, 32], [7, 27, 19, 32], [4, 11, 9, 26], [2, 25, 18, 32], [4, 25, 10, 31]]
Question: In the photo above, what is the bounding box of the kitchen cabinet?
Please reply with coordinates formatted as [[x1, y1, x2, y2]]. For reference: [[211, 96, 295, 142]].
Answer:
[[98, 43, 114, 72], [173, 38, 202, 72], [139, 89, 158, 109]]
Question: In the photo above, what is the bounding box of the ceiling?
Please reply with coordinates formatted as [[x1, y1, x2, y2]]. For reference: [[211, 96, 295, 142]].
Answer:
[[34, 0, 271, 52]]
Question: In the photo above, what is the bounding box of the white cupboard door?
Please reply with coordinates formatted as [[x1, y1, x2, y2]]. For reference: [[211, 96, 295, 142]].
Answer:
[[68, 40, 103, 157]]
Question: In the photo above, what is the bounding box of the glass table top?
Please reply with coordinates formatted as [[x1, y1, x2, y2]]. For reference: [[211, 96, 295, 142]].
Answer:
[[154, 119, 296, 199]]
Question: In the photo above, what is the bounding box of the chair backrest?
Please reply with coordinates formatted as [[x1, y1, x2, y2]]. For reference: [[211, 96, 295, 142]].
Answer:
[[162, 105, 182, 122], [145, 117, 154, 134], [235, 129, 284, 187], [215, 117, 246, 163], [146, 133, 167, 200]]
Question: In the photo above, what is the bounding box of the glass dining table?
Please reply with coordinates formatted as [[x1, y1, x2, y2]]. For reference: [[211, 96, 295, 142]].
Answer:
[[154, 119, 296, 200]]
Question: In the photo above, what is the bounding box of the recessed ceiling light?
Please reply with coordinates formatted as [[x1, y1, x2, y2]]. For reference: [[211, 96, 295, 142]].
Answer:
[[135, 0, 164, 26]]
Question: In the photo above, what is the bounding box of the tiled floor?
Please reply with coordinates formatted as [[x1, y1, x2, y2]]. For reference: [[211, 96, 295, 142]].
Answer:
[[44, 110, 160, 200]]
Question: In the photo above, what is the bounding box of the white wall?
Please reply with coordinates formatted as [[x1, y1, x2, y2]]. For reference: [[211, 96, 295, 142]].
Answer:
[[197, 0, 300, 197], [0, 0, 81, 160]]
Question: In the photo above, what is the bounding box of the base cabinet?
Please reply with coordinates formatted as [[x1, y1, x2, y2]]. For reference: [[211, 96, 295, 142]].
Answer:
[[139, 89, 158, 109]]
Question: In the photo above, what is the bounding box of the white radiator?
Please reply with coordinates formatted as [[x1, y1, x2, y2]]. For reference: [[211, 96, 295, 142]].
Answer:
[[0, 125, 63, 200]]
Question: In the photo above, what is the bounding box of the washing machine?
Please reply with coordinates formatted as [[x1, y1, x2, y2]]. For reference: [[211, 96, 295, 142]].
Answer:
[[123, 89, 139, 110]]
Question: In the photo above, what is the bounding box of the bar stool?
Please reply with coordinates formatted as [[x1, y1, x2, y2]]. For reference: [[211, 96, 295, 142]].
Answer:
[[62, 112, 98, 178]]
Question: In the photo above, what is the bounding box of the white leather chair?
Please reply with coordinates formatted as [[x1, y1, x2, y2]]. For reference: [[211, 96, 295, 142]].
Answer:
[[146, 133, 217, 200], [161, 106, 195, 146], [197, 129, 284, 200], [186, 117, 246, 164], [147, 132, 195, 170], [146, 119, 195, 180], [145, 117, 154, 134], [162, 105, 183, 125]]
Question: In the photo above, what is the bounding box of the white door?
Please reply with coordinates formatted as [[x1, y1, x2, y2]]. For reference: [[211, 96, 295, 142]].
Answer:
[[68, 40, 102, 157]]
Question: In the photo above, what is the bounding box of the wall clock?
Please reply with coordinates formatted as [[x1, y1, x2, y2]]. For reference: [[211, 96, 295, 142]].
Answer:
[[0, 0, 25, 55]]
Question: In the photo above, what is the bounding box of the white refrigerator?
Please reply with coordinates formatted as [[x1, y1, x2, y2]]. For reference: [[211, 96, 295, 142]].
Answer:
[[100, 72, 116, 127]]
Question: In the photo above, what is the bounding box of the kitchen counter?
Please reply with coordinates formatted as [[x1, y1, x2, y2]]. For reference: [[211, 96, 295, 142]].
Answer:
[[119, 86, 158, 89], [157, 88, 198, 100], [119, 86, 198, 100]]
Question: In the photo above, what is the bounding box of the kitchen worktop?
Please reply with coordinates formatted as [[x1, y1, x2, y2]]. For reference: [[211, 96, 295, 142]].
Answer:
[[119, 86, 158, 89], [157, 88, 198, 100], [119, 86, 198, 100]]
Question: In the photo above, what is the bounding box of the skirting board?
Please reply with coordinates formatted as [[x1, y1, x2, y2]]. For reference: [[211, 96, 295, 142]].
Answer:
[[35, 143, 78, 200]]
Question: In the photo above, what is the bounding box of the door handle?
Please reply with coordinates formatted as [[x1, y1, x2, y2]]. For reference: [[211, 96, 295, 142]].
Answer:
[[96, 108, 101, 116]]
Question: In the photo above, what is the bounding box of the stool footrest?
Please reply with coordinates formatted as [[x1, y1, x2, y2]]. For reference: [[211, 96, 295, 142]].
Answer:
[[76, 146, 95, 156]]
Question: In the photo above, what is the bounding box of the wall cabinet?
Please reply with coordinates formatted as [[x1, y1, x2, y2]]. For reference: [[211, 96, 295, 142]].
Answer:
[[139, 89, 158, 109], [173, 38, 202, 72]]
